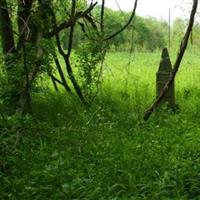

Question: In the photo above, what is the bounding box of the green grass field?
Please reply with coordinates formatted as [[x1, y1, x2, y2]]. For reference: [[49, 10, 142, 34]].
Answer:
[[2, 51, 200, 199], [101, 51, 200, 119]]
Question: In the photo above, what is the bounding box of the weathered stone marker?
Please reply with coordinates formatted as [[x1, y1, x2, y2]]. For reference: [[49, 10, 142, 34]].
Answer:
[[156, 48, 175, 108]]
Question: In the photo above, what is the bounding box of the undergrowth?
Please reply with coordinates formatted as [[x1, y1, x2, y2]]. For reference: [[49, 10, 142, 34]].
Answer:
[[1, 52, 200, 199]]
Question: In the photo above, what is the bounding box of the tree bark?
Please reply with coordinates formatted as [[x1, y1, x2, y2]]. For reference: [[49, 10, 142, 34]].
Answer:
[[53, 56, 72, 93], [17, 0, 33, 49], [0, 0, 15, 54], [100, 0, 105, 33]]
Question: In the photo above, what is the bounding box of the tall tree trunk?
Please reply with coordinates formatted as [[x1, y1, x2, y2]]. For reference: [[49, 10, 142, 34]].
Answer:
[[15, 0, 35, 114], [0, 0, 19, 110], [0, 0, 39, 114], [17, 0, 33, 49]]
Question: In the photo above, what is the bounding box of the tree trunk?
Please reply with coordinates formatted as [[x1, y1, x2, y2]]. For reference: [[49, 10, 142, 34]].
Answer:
[[0, 0, 15, 55], [143, 0, 198, 120]]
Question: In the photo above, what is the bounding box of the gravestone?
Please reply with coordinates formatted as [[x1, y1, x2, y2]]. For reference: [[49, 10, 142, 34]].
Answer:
[[156, 48, 175, 108]]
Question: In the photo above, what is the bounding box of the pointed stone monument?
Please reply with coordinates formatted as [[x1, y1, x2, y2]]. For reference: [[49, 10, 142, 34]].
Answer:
[[156, 48, 175, 108]]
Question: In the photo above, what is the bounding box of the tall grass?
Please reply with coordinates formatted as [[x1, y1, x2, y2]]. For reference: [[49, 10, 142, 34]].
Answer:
[[1, 51, 200, 199]]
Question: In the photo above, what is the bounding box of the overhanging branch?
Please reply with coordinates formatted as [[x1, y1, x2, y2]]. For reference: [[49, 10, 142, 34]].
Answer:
[[103, 0, 138, 41], [44, 2, 97, 38]]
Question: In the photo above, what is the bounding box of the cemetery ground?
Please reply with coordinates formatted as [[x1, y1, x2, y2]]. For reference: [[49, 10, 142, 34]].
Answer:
[[2, 51, 200, 199]]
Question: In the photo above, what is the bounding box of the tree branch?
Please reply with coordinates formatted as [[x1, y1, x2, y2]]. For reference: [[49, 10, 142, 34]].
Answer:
[[49, 74, 65, 87], [104, 0, 138, 41], [100, 0, 105, 33], [78, 22, 89, 38], [17, 0, 33, 49], [53, 55, 72, 93], [55, 2, 87, 106], [85, 14, 99, 31], [44, 2, 97, 38]]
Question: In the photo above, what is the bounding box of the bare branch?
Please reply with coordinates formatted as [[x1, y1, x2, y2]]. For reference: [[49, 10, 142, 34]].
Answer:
[[55, 2, 87, 106], [49, 74, 65, 87], [78, 22, 89, 37], [104, 0, 138, 41], [100, 0, 105, 32], [53, 55, 72, 93], [50, 75, 59, 92], [44, 2, 97, 38], [56, 33, 66, 57], [85, 14, 99, 31]]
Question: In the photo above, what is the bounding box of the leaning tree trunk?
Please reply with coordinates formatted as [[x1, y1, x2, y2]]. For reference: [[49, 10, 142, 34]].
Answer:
[[143, 0, 198, 121]]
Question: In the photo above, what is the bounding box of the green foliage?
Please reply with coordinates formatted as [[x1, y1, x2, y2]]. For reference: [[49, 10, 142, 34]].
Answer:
[[170, 18, 200, 53], [52, 0, 87, 22], [0, 52, 23, 107], [92, 7, 168, 52], [1, 0, 200, 199], [1, 52, 200, 199], [75, 37, 105, 100], [171, 18, 186, 50]]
